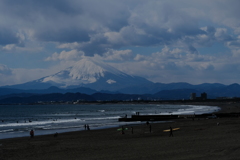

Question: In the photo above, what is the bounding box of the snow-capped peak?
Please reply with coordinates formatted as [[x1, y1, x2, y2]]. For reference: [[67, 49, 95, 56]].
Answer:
[[68, 58, 125, 80], [69, 58, 105, 81], [41, 57, 127, 87]]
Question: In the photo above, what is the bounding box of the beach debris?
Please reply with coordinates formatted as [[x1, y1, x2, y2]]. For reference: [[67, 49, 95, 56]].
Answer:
[[117, 127, 128, 131], [163, 128, 180, 132], [206, 114, 217, 119]]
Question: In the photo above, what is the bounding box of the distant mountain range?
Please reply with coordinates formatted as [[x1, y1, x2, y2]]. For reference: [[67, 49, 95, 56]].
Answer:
[[1, 82, 240, 104], [1, 58, 240, 103]]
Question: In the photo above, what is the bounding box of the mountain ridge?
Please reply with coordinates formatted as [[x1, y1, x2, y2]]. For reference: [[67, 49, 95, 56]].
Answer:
[[1, 82, 240, 100], [1, 83, 240, 104]]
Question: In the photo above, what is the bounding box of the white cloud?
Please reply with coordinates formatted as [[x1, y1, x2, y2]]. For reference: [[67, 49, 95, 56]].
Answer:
[[134, 54, 146, 61], [0, 63, 66, 87], [110, 45, 240, 84], [101, 49, 134, 61], [45, 50, 84, 61], [0, 64, 12, 75]]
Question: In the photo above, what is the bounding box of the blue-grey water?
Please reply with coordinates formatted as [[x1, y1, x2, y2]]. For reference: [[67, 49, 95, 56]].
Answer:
[[0, 104, 220, 139]]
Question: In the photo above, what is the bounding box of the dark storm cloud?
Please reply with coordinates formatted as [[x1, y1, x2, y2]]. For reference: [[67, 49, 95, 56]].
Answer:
[[0, 0, 132, 53], [80, 0, 131, 32], [0, 0, 84, 45], [77, 34, 110, 56], [205, 26, 216, 34], [188, 45, 198, 54], [0, 0, 238, 57], [0, 27, 20, 45], [1, 0, 81, 16], [35, 28, 90, 43], [119, 26, 162, 46]]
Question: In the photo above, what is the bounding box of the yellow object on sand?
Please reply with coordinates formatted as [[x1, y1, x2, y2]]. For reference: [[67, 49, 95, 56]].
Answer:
[[163, 128, 180, 132]]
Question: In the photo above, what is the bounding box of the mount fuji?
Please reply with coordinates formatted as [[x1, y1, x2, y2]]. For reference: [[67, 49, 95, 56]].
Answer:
[[5, 58, 153, 92]]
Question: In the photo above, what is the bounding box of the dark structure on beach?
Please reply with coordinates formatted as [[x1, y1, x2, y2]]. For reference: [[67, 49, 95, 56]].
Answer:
[[118, 112, 240, 122]]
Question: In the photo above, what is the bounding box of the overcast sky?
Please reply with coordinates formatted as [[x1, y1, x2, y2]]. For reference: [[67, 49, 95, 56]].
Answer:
[[1, 0, 240, 86]]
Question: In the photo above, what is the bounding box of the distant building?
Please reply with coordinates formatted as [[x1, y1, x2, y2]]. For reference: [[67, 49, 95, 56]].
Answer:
[[217, 97, 233, 100], [201, 92, 207, 100], [190, 93, 196, 100], [190, 92, 207, 100]]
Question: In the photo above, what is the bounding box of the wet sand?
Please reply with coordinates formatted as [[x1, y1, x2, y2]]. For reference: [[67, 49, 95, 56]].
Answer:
[[1, 102, 240, 160]]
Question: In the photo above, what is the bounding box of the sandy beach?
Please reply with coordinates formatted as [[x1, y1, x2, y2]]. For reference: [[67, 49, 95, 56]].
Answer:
[[1, 102, 240, 160]]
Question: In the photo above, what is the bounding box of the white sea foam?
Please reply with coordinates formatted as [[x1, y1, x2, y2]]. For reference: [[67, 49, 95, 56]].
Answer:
[[0, 118, 83, 128], [173, 105, 220, 115], [84, 116, 121, 121], [43, 125, 81, 130], [0, 129, 14, 133]]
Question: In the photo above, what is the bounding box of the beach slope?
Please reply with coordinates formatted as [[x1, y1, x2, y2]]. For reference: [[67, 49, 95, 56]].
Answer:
[[1, 103, 240, 160]]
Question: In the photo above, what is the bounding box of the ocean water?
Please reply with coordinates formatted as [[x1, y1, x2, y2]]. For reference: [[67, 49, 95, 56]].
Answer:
[[0, 104, 220, 139]]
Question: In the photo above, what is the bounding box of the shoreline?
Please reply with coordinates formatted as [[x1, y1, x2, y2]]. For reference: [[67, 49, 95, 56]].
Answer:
[[0, 103, 221, 140], [1, 102, 240, 159]]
